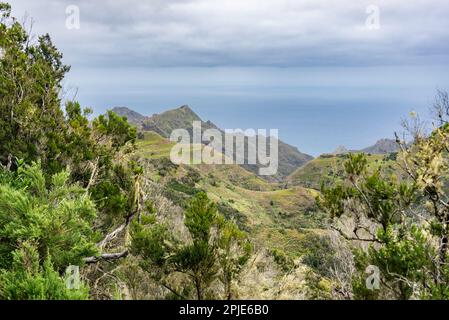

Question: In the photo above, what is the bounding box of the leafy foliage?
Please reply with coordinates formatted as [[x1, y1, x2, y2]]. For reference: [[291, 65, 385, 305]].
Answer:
[[318, 143, 449, 299], [131, 192, 251, 300], [0, 242, 89, 300], [0, 2, 140, 299], [0, 162, 97, 299], [0, 3, 69, 174]]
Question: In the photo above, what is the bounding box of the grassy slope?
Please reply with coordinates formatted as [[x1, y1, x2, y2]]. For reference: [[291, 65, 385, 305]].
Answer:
[[203, 182, 322, 255], [131, 105, 313, 182], [136, 131, 322, 257], [136, 131, 175, 159]]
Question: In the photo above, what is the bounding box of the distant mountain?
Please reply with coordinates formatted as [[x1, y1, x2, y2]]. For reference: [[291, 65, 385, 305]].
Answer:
[[111, 107, 146, 128], [113, 105, 313, 181], [321, 139, 399, 156], [332, 145, 349, 155], [142, 105, 219, 137], [361, 138, 399, 154]]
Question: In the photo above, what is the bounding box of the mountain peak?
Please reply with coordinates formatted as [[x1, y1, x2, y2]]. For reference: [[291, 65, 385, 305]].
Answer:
[[333, 145, 349, 155], [111, 106, 142, 116], [113, 105, 313, 181], [141, 105, 204, 137], [111, 107, 146, 127], [362, 138, 398, 154], [178, 105, 192, 111], [173, 105, 201, 120]]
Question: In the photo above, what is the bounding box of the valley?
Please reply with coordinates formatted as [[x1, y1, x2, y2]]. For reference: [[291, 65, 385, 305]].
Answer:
[[2, 0, 448, 302], [126, 106, 398, 261], [135, 130, 321, 259]]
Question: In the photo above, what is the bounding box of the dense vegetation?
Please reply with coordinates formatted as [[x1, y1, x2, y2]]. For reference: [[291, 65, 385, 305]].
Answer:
[[2, 2, 449, 300], [318, 94, 449, 299], [0, 3, 261, 300]]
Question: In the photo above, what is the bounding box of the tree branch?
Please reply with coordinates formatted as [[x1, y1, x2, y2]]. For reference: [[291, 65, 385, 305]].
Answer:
[[331, 225, 380, 243], [83, 250, 129, 264], [86, 156, 99, 190]]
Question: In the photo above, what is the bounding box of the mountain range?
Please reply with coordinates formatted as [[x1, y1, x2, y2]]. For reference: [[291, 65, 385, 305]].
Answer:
[[331, 139, 398, 155], [112, 106, 313, 181], [361, 138, 399, 154], [112, 106, 398, 181], [110, 105, 402, 267]]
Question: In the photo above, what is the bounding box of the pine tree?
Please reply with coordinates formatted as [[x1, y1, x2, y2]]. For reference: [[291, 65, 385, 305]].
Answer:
[[131, 192, 251, 300], [0, 162, 97, 299]]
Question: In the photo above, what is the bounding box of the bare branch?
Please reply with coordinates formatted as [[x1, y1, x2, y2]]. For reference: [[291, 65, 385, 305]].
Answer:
[[84, 250, 129, 264], [86, 156, 99, 190], [330, 225, 380, 243]]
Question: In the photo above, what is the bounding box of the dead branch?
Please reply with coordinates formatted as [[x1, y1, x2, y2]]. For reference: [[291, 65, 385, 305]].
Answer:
[[84, 250, 129, 264], [331, 225, 380, 243]]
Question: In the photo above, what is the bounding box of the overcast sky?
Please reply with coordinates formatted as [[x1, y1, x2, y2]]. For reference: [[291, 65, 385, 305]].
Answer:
[[9, 0, 449, 155]]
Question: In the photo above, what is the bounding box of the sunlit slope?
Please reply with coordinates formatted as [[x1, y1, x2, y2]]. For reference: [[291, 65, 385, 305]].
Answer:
[[135, 131, 322, 257], [136, 131, 175, 159], [114, 105, 314, 181], [287, 153, 398, 190]]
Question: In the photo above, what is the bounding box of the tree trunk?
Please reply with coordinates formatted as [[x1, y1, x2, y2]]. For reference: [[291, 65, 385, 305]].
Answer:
[[438, 235, 448, 269], [195, 277, 203, 300]]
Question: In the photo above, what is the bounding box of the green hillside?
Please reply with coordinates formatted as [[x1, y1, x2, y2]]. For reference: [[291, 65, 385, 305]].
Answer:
[[142, 105, 219, 137], [136, 131, 323, 257], [115, 106, 314, 181], [4, 0, 449, 301], [287, 153, 398, 190]]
